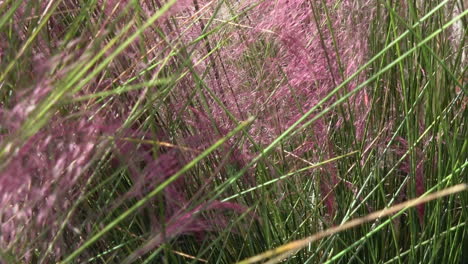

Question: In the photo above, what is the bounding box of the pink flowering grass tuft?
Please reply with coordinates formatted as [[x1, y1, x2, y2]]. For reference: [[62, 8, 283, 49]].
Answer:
[[240, 0, 372, 218], [2, 0, 464, 263], [162, 1, 373, 221], [0, 112, 108, 261], [2, 0, 368, 258]]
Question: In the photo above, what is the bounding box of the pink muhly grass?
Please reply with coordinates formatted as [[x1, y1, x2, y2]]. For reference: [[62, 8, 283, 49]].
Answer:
[[250, 0, 372, 218], [107, 129, 252, 263], [160, 0, 374, 219], [0, 112, 108, 261], [1, 0, 376, 260], [0, 50, 114, 261]]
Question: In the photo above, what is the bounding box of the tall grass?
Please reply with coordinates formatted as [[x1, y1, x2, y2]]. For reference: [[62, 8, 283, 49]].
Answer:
[[0, 0, 466, 263]]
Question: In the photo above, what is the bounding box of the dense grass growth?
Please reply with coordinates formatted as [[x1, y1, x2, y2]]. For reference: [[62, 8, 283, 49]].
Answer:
[[0, 0, 466, 263]]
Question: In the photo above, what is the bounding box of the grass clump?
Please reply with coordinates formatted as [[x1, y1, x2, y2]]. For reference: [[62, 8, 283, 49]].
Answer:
[[0, 0, 466, 263]]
